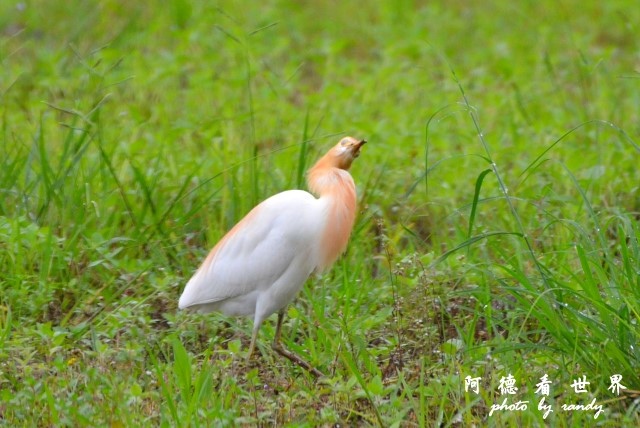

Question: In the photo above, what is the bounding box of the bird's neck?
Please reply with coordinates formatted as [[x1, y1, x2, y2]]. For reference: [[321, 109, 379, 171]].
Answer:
[[307, 164, 357, 270]]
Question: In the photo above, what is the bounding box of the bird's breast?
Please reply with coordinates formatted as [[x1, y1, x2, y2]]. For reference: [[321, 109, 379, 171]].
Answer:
[[315, 175, 357, 270]]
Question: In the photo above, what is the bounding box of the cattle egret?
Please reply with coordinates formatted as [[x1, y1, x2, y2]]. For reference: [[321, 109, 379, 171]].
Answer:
[[179, 137, 366, 376]]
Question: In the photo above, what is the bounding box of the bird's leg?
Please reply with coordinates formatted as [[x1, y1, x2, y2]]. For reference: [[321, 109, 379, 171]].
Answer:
[[246, 324, 260, 361], [273, 309, 285, 345], [272, 310, 325, 378]]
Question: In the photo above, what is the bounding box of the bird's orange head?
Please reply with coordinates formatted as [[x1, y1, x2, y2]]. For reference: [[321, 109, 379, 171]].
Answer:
[[323, 136, 367, 170]]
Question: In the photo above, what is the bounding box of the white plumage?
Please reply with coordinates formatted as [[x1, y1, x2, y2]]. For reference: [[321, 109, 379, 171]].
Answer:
[[179, 136, 366, 375], [179, 190, 324, 321]]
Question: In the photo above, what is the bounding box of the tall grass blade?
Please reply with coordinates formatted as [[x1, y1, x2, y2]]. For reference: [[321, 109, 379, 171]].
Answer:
[[296, 109, 311, 188], [468, 168, 492, 239]]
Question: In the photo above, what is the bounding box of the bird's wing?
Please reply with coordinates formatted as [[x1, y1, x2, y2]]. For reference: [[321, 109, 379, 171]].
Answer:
[[178, 190, 322, 309]]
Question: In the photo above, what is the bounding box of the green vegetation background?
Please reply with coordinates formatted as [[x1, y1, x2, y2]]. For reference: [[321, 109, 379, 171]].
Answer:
[[1, 0, 638, 425]]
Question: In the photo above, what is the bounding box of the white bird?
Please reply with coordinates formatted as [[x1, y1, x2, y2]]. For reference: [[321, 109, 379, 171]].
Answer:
[[179, 136, 366, 376]]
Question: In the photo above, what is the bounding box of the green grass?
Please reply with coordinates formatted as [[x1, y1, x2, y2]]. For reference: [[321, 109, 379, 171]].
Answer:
[[1, 0, 639, 425]]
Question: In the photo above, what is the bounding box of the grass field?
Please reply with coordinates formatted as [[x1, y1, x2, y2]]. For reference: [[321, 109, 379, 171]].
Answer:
[[1, 0, 639, 426]]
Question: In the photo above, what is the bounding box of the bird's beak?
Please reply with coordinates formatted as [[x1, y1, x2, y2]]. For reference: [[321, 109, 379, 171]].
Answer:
[[353, 139, 366, 157]]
